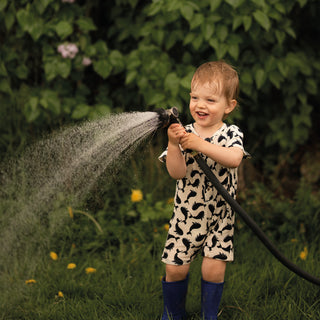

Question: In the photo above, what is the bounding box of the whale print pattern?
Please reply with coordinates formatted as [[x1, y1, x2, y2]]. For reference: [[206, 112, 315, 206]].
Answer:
[[159, 123, 247, 265]]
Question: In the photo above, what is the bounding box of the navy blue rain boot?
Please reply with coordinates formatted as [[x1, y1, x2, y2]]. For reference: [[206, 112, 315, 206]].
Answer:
[[161, 275, 189, 320], [201, 279, 224, 320]]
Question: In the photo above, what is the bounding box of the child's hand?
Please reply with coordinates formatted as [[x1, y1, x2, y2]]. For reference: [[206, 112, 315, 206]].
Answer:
[[179, 132, 203, 151], [167, 123, 186, 146]]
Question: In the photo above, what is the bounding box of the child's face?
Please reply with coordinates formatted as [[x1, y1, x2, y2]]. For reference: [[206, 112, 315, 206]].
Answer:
[[189, 82, 236, 130]]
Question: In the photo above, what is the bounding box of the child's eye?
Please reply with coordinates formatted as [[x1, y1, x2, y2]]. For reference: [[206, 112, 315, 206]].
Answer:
[[191, 96, 198, 100], [208, 99, 215, 103]]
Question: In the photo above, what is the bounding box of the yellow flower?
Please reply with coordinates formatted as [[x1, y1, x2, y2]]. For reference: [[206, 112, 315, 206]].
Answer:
[[50, 251, 58, 261], [291, 238, 298, 243], [25, 279, 36, 284], [300, 246, 308, 260], [68, 206, 74, 219], [58, 291, 64, 298], [167, 197, 174, 204], [164, 223, 170, 231], [131, 189, 143, 202], [85, 267, 96, 274], [67, 263, 76, 269]]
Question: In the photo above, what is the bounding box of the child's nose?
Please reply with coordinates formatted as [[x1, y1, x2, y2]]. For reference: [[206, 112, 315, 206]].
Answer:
[[197, 98, 206, 108]]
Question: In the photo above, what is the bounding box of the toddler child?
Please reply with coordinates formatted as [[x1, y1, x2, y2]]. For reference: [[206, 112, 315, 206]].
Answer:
[[159, 60, 248, 320]]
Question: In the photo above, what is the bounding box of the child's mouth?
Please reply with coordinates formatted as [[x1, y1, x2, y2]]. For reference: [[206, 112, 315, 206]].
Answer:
[[196, 111, 208, 118]]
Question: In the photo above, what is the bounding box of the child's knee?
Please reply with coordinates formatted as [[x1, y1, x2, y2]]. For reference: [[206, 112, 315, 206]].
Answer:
[[165, 264, 190, 282], [201, 258, 226, 282]]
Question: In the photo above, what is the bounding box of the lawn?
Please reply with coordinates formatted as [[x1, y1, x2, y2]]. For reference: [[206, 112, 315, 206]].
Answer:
[[1, 214, 319, 320]]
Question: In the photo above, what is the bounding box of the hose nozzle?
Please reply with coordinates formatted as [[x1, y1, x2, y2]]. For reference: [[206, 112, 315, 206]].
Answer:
[[155, 107, 181, 128]]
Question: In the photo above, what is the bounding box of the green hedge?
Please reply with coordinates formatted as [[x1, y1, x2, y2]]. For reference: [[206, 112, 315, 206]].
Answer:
[[0, 0, 319, 162]]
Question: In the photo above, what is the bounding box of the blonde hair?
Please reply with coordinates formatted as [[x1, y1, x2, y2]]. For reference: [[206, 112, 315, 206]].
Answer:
[[191, 61, 239, 102]]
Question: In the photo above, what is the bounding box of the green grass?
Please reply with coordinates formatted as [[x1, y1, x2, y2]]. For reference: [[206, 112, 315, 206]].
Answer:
[[1, 221, 319, 320]]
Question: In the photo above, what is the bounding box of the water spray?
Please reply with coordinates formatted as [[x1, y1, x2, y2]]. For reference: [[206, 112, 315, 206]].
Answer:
[[156, 107, 320, 286]]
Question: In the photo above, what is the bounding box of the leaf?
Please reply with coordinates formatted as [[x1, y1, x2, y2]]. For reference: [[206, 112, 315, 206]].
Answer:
[[305, 78, 317, 95], [255, 68, 265, 89], [215, 43, 228, 60], [109, 50, 124, 69], [225, 0, 243, 8], [180, 4, 193, 22], [16, 9, 31, 31], [241, 71, 253, 84], [88, 104, 111, 120], [16, 9, 44, 41], [243, 16, 252, 31], [16, 64, 29, 79], [93, 60, 112, 79], [285, 26, 296, 39], [0, 0, 7, 12], [189, 13, 203, 30], [275, 3, 286, 14], [167, 0, 180, 11], [216, 25, 228, 42], [76, 17, 97, 32], [210, 0, 222, 12], [232, 16, 243, 31], [204, 23, 215, 40], [147, 1, 162, 16], [0, 61, 7, 76], [25, 97, 40, 122], [94, 40, 108, 56], [0, 78, 11, 94], [228, 43, 239, 60], [44, 58, 71, 81], [164, 72, 180, 97], [4, 8, 15, 31], [40, 90, 61, 115], [125, 70, 138, 85], [268, 70, 282, 89], [57, 59, 71, 78], [275, 30, 285, 44], [192, 35, 203, 50], [253, 10, 271, 31], [35, 0, 54, 14], [146, 92, 165, 106], [209, 38, 219, 50], [183, 33, 195, 46], [180, 72, 193, 89], [71, 104, 90, 120], [297, 0, 307, 7], [55, 21, 73, 39]]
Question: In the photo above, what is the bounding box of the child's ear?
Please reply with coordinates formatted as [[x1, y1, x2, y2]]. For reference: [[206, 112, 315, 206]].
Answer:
[[225, 99, 237, 115]]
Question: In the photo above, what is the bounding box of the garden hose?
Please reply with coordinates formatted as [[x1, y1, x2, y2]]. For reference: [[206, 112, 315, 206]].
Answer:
[[156, 107, 320, 286], [192, 151, 320, 286]]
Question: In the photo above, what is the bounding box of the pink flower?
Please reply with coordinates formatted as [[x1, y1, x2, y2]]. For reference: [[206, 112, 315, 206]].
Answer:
[[82, 57, 92, 66], [57, 43, 79, 59]]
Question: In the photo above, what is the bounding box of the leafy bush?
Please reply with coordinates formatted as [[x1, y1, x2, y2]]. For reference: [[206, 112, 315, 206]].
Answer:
[[239, 180, 320, 243], [1, 0, 320, 164]]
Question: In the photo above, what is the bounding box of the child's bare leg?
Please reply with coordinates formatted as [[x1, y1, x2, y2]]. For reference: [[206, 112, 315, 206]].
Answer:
[[201, 257, 226, 283], [165, 264, 190, 282]]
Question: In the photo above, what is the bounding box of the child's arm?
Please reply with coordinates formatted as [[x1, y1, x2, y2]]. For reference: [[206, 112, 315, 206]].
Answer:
[[179, 132, 243, 168], [166, 124, 187, 179]]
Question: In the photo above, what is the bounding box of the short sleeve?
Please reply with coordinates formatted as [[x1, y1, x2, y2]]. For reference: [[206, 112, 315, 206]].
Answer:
[[158, 149, 167, 163], [226, 125, 251, 159]]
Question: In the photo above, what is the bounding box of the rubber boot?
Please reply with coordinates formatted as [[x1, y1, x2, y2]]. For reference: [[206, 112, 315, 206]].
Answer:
[[201, 279, 224, 320], [161, 275, 189, 320]]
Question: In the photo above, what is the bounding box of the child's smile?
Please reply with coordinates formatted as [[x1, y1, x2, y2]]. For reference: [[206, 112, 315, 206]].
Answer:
[[189, 83, 236, 135]]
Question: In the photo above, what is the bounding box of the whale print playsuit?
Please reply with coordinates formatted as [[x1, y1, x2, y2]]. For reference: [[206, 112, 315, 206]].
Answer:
[[159, 123, 247, 265]]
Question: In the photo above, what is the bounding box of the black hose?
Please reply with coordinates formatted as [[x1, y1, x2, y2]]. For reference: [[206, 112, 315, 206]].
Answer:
[[193, 152, 320, 286]]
